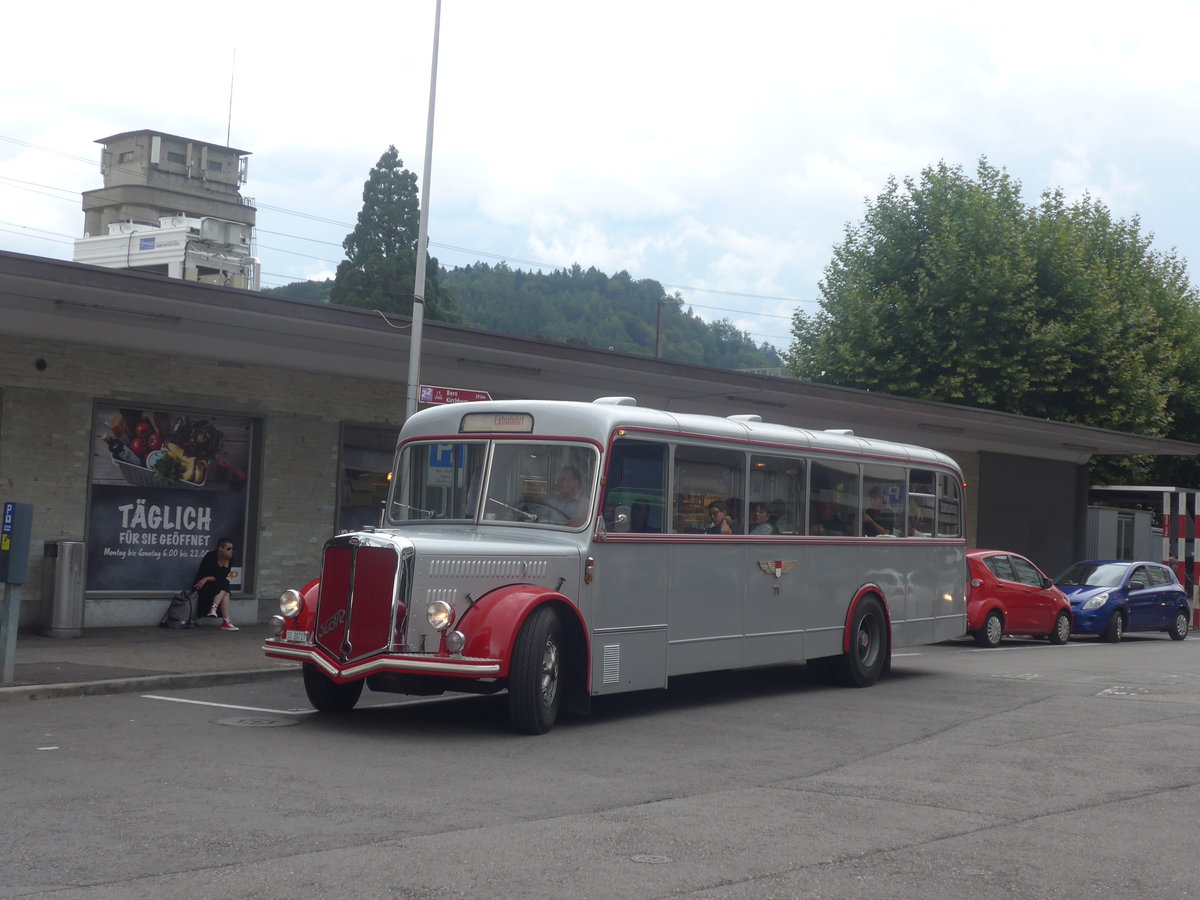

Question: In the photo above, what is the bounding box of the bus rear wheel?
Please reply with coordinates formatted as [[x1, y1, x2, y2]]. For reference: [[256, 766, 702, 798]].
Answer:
[[508, 606, 562, 734], [302, 663, 364, 712], [838, 596, 887, 687]]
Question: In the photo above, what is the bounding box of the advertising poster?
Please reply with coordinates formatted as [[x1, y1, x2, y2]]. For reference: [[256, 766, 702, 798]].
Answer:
[[87, 405, 254, 593]]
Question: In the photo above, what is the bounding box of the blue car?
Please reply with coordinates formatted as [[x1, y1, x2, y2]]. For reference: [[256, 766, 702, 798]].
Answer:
[[1054, 560, 1191, 642]]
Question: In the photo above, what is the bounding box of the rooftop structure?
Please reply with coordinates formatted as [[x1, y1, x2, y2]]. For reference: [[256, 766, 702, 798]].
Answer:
[[73, 130, 259, 289]]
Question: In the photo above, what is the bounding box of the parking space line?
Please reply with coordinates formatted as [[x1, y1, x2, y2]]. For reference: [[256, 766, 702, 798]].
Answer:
[[141, 693, 477, 715], [142, 695, 316, 715], [967, 642, 1099, 652]]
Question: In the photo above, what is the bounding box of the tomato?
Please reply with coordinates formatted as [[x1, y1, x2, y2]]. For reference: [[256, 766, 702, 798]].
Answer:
[[134, 422, 152, 438], [130, 437, 147, 459], [146, 432, 163, 451]]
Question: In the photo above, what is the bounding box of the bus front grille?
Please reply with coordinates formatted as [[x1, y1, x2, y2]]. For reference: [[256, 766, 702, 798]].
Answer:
[[315, 540, 406, 664]]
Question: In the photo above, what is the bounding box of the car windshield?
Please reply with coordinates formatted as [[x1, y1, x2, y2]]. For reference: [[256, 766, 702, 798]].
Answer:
[[1055, 563, 1129, 588], [389, 439, 598, 529]]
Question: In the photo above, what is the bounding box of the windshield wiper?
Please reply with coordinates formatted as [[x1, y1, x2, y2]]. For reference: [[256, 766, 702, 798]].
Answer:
[[487, 497, 537, 521], [391, 502, 437, 519]]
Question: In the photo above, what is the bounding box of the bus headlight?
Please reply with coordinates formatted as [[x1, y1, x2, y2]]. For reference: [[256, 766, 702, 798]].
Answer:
[[279, 588, 303, 618], [445, 630, 466, 653], [427, 600, 456, 631]]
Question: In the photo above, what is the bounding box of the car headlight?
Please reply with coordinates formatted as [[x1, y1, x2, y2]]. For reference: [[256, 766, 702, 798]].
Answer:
[[427, 599, 456, 631], [1082, 592, 1110, 611], [279, 588, 303, 618]]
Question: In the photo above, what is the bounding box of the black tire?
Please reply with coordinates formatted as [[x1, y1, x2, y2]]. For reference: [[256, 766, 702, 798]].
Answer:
[[973, 611, 1003, 648], [508, 606, 563, 734], [1103, 611, 1124, 643], [837, 596, 888, 687], [302, 663, 364, 712], [1049, 611, 1071, 645], [1169, 609, 1189, 641]]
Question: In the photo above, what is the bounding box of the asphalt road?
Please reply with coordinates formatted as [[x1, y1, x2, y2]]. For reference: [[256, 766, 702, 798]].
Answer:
[[3, 633, 1199, 899]]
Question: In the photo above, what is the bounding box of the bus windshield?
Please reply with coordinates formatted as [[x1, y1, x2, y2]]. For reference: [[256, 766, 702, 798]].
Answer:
[[390, 440, 598, 529]]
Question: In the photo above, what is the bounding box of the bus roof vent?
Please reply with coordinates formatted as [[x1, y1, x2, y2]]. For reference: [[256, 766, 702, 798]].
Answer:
[[593, 396, 637, 406], [727, 414, 762, 423], [824, 428, 855, 436]]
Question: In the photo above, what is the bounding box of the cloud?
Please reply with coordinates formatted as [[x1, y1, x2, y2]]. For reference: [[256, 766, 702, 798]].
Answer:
[[4, 0, 1200, 342]]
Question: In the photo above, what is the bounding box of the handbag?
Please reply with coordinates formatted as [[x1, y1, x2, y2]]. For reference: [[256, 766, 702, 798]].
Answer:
[[159, 589, 197, 629]]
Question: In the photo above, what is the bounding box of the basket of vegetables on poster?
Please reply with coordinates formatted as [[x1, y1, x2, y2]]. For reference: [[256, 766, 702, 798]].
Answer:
[[106, 411, 225, 490]]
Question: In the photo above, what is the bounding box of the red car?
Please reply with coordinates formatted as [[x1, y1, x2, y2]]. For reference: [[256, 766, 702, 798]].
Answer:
[[966, 550, 1072, 647]]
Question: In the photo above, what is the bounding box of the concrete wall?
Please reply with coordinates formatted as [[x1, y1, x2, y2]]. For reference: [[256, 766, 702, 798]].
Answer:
[[0, 334, 402, 629]]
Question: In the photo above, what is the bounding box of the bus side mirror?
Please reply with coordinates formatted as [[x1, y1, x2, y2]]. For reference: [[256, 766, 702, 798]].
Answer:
[[613, 505, 631, 533]]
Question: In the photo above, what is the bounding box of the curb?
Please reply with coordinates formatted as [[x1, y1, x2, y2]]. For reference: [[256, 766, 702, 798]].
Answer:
[[0, 665, 300, 703]]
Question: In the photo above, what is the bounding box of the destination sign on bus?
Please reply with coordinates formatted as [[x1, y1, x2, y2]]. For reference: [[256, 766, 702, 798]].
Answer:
[[459, 412, 534, 433]]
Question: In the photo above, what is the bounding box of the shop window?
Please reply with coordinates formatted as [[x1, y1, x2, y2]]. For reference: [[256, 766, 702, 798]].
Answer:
[[338, 423, 398, 533]]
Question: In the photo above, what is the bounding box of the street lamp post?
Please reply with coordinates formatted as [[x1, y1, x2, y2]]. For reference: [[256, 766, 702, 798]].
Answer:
[[405, 0, 442, 421]]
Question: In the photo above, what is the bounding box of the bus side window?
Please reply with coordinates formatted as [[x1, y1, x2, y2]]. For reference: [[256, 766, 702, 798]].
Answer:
[[862, 464, 905, 536], [749, 455, 805, 534], [936, 472, 962, 537], [604, 438, 666, 533], [808, 460, 858, 536], [908, 469, 937, 536], [674, 444, 744, 534]]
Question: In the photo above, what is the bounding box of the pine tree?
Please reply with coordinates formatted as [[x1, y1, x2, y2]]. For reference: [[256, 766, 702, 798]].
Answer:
[[329, 146, 459, 321]]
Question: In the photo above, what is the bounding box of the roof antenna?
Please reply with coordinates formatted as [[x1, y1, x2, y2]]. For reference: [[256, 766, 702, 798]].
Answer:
[[226, 48, 237, 146]]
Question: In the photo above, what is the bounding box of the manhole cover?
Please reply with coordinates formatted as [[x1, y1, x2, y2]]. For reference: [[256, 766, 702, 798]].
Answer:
[[214, 716, 301, 728], [630, 855, 673, 865]]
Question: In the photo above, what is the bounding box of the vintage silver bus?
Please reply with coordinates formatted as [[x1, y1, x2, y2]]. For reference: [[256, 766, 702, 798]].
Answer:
[[264, 396, 967, 733]]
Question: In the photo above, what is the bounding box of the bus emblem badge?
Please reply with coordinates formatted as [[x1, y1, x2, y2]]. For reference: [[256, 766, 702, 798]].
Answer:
[[759, 560, 796, 579]]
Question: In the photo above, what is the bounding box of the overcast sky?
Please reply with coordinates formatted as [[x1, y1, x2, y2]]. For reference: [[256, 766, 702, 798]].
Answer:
[[4, 1, 1199, 349]]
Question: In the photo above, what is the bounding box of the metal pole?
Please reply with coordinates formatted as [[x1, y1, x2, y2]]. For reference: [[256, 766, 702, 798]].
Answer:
[[405, 0, 442, 420], [1, 584, 19, 682]]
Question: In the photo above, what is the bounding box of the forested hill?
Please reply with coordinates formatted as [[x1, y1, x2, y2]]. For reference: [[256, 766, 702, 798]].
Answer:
[[264, 262, 783, 371]]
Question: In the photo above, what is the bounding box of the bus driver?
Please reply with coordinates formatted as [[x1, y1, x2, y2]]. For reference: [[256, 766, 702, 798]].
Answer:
[[551, 465, 588, 526]]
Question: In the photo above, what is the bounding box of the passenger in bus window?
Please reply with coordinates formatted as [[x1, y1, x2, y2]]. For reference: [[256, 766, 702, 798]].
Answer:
[[768, 499, 794, 533], [629, 501, 656, 533], [704, 500, 734, 534], [748, 501, 776, 535], [862, 487, 895, 536], [810, 499, 848, 536]]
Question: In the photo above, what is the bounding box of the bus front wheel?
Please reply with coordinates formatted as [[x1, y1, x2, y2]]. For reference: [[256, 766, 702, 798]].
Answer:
[[302, 663, 364, 712], [838, 596, 888, 687], [508, 605, 563, 735]]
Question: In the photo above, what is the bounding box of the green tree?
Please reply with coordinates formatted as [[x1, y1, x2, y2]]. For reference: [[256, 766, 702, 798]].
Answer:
[[441, 263, 781, 369], [262, 278, 333, 302], [787, 158, 1200, 480], [329, 146, 459, 322]]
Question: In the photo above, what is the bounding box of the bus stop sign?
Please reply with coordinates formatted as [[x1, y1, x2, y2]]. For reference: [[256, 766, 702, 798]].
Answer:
[[419, 385, 492, 405]]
